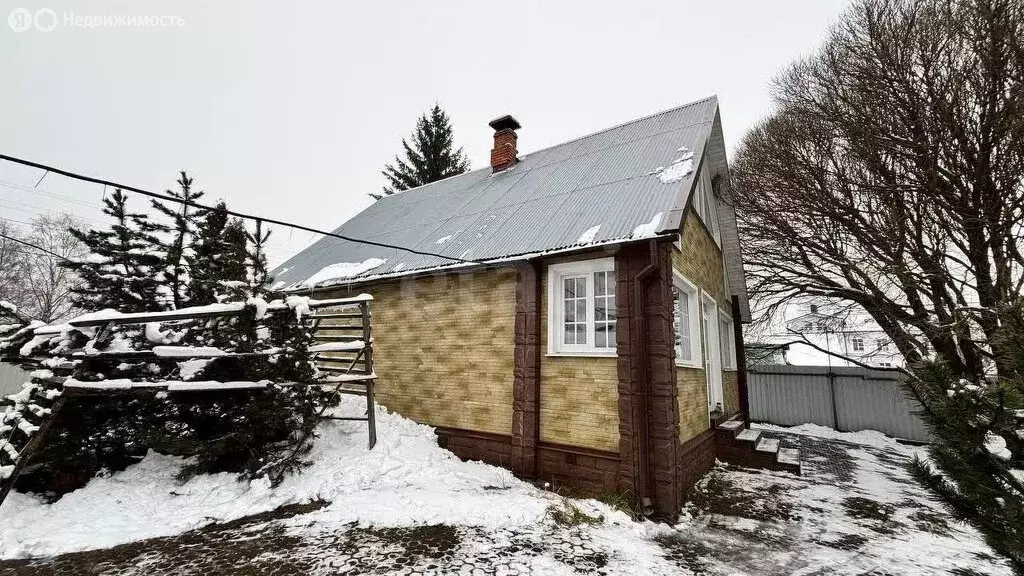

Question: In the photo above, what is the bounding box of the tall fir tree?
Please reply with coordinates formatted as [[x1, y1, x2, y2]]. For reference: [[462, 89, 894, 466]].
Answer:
[[143, 172, 205, 309], [63, 189, 163, 313], [245, 220, 272, 298], [219, 218, 250, 300], [374, 103, 471, 200], [188, 201, 231, 306]]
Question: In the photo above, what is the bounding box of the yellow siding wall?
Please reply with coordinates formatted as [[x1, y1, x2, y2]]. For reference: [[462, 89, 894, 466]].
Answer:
[[722, 371, 740, 416], [539, 268, 620, 452], [678, 367, 710, 443], [672, 210, 740, 441], [323, 269, 516, 435]]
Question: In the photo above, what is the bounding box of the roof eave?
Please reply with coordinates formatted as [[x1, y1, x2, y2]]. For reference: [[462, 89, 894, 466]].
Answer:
[[278, 233, 679, 295]]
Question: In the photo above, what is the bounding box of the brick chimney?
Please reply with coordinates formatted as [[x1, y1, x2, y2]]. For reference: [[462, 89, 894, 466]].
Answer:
[[489, 115, 521, 173]]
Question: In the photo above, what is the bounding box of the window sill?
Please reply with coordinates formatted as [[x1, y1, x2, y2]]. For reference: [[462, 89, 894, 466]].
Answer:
[[546, 351, 618, 359], [676, 362, 703, 370], [723, 367, 738, 372]]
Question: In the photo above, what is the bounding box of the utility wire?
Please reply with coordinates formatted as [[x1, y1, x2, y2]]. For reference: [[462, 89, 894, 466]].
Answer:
[[0, 231, 68, 261], [0, 154, 488, 266]]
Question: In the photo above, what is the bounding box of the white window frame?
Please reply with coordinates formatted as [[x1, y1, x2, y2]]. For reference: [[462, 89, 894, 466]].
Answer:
[[547, 258, 617, 356], [672, 272, 702, 368], [719, 312, 737, 371], [851, 337, 865, 352]]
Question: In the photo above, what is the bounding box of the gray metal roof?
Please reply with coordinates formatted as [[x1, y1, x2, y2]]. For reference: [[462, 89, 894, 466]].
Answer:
[[272, 96, 725, 291]]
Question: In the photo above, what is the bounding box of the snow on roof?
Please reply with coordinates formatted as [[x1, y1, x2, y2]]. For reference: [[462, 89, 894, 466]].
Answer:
[[271, 96, 723, 290], [294, 258, 387, 290]]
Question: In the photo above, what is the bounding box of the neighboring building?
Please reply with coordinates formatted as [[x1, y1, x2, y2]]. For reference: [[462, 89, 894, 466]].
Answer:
[[272, 96, 764, 519], [745, 342, 789, 366], [769, 300, 904, 368]]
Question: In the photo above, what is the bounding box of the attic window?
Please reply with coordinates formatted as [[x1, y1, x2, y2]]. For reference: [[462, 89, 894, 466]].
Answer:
[[547, 258, 616, 356]]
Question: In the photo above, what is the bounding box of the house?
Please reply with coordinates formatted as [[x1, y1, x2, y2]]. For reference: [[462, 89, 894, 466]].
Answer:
[[745, 342, 789, 366], [271, 96, 786, 519], [772, 300, 905, 368]]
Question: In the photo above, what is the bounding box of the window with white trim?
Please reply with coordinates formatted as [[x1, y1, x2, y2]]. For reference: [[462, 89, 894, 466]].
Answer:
[[851, 337, 865, 352], [547, 259, 617, 355], [719, 313, 737, 370], [672, 273, 702, 367]]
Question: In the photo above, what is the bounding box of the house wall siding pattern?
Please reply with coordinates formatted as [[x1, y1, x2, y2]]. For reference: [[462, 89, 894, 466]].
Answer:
[[323, 269, 517, 436], [539, 267, 620, 453]]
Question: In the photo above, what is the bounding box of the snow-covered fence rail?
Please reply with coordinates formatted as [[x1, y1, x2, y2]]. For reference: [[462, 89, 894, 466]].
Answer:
[[748, 365, 931, 443], [0, 293, 377, 509]]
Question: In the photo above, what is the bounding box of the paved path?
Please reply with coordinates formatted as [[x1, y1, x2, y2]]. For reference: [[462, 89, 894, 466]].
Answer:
[[0, 433, 1013, 576]]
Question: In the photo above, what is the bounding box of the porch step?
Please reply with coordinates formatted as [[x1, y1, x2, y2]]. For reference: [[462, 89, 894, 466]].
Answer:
[[735, 428, 761, 444], [714, 420, 801, 475], [718, 419, 743, 431], [755, 437, 780, 454], [777, 447, 801, 466]]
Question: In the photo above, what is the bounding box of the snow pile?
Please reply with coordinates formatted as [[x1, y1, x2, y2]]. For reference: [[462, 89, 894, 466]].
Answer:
[[0, 397, 572, 559], [650, 148, 695, 184], [575, 225, 601, 245], [296, 258, 387, 289], [435, 234, 453, 245], [631, 212, 664, 239]]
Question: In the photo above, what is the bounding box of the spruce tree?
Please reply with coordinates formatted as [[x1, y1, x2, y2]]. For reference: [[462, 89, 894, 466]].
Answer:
[[144, 172, 204, 309], [245, 220, 272, 298], [374, 103, 471, 200], [218, 218, 249, 301], [910, 303, 1024, 569], [63, 190, 163, 313], [187, 201, 229, 306]]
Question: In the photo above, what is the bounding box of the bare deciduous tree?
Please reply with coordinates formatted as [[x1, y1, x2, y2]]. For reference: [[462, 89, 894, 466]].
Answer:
[[732, 0, 1024, 563], [0, 220, 29, 309], [23, 214, 87, 322], [731, 0, 1024, 379], [0, 215, 85, 322]]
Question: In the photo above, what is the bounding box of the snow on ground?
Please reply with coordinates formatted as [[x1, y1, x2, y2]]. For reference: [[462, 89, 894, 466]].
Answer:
[[0, 413, 1013, 574], [674, 425, 1011, 576], [0, 396, 650, 561], [752, 421, 921, 454]]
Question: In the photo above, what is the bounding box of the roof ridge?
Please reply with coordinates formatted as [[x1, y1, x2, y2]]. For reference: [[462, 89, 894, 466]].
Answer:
[[519, 94, 719, 159]]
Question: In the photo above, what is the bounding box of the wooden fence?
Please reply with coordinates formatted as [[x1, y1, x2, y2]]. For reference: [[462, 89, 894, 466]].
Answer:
[[0, 294, 376, 509]]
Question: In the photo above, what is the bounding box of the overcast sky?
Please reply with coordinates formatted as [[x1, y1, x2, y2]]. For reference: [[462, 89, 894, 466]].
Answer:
[[1, 0, 848, 265]]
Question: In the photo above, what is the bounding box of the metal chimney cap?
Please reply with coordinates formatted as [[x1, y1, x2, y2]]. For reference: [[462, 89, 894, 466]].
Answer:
[[488, 115, 521, 132]]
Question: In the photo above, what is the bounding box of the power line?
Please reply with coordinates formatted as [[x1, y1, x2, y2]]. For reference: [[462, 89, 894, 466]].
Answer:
[[0, 154, 488, 266], [0, 178, 104, 209], [0, 231, 68, 261]]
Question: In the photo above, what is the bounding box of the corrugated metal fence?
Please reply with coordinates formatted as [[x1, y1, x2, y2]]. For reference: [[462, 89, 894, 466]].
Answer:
[[0, 363, 30, 397], [748, 365, 931, 443]]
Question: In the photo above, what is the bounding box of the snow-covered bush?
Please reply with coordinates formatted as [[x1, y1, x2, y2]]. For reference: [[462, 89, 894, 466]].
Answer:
[[3, 296, 336, 498]]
